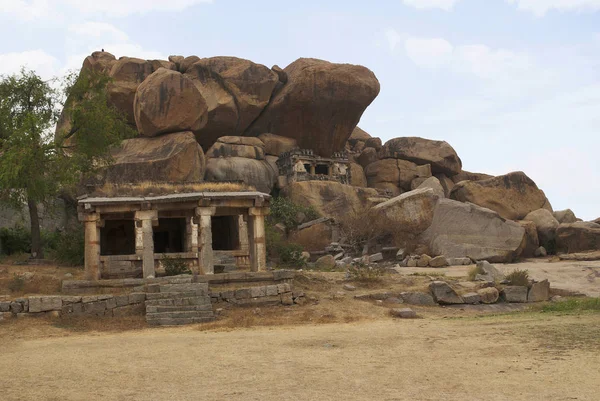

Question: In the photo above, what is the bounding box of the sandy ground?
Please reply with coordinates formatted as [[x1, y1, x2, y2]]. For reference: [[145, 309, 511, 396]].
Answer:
[[1, 313, 599, 401], [399, 259, 600, 297]]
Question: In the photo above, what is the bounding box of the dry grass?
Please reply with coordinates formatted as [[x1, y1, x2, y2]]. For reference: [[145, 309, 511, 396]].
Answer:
[[0, 262, 84, 296], [91, 181, 255, 197]]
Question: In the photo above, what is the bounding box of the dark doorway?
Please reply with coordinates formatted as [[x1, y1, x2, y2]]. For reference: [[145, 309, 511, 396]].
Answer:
[[303, 163, 311, 172], [101, 220, 135, 256], [212, 215, 240, 250], [153, 218, 186, 254], [315, 164, 329, 175]]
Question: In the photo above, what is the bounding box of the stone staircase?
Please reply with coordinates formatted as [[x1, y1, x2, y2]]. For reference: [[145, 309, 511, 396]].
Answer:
[[144, 283, 215, 326]]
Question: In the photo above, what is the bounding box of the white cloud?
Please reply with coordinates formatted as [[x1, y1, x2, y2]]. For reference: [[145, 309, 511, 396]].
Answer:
[[506, 0, 600, 16], [63, 0, 213, 17], [402, 0, 459, 11], [0, 50, 61, 79], [0, 0, 56, 21], [385, 29, 404, 52], [404, 37, 454, 68], [68, 22, 129, 42]]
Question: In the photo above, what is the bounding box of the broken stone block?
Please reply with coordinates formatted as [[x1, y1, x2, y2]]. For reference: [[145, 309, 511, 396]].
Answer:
[[462, 293, 481, 304], [416, 254, 431, 267], [343, 284, 357, 291], [369, 253, 384, 263], [281, 292, 294, 305], [400, 292, 436, 306], [128, 293, 146, 304], [477, 287, 499, 304], [447, 257, 472, 266], [528, 279, 550, 302], [534, 246, 547, 257], [502, 286, 528, 303], [428, 255, 448, 268], [429, 281, 463, 305], [28, 296, 63, 313], [391, 308, 417, 319]]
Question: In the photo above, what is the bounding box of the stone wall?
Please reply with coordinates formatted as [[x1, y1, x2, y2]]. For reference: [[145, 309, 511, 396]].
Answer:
[[0, 293, 146, 321], [210, 282, 305, 306]]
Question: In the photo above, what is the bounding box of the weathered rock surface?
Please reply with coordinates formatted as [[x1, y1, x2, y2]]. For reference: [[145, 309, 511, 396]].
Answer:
[[281, 181, 378, 220], [357, 147, 379, 169], [450, 171, 551, 220], [315, 254, 335, 269], [429, 281, 464, 305], [534, 246, 547, 257], [556, 222, 600, 253], [528, 279, 550, 302], [420, 199, 525, 263], [416, 176, 445, 199], [517, 220, 540, 258], [477, 287, 499, 304], [349, 163, 368, 187], [451, 170, 493, 184], [365, 159, 424, 195], [502, 286, 528, 303], [435, 174, 455, 198], [462, 293, 481, 304], [206, 136, 265, 160], [108, 57, 154, 124], [289, 221, 333, 252], [83, 51, 116, 74], [476, 261, 504, 282], [524, 209, 560, 246], [400, 292, 436, 306], [185, 57, 278, 149], [133, 68, 208, 137], [371, 188, 439, 234], [390, 308, 417, 319], [205, 157, 276, 194], [428, 255, 448, 268], [553, 209, 577, 224], [246, 58, 380, 157], [103, 132, 205, 184], [258, 133, 297, 156], [380, 137, 462, 176]]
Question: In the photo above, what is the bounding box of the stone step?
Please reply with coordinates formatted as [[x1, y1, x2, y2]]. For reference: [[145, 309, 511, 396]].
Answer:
[[145, 296, 211, 307], [146, 291, 208, 300], [146, 310, 215, 319], [146, 316, 215, 326], [146, 304, 213, 313], [159, 283, 209, 293]]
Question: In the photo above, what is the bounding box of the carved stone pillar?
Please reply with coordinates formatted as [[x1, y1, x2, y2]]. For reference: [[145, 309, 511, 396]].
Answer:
[[186, 215, 199, 253], [83, 213, 102, 280], [248, 207, 269, 272], [135, 210, 158, 278], [238, 215, 249, 253], [196, 207, 216, 274]]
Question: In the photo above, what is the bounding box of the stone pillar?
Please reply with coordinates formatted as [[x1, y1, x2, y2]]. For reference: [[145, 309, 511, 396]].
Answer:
[[309, 164, 316, 175], [83, 213, 101, 281], [186, 215, 199, 253], [135, 210, 158, 279], [238, 215, 249, 253], [248, 207, 269, 272], [196, 207, 216, 274]]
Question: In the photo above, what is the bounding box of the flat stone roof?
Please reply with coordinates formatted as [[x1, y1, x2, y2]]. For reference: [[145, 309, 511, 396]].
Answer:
[[79, 191, 271, 206]]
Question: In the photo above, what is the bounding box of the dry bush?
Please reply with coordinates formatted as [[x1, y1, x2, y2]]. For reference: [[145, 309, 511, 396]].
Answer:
[[92, 181, 255, 197], [505, 269, 530, 286], [467, 265, 484, 281]]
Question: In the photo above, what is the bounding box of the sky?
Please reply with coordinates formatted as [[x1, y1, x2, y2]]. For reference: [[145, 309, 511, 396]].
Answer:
[[0, 0, 599, 220]]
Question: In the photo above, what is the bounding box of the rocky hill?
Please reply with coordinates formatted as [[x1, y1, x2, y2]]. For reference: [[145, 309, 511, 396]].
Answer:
[[59, 51, 600, 262]]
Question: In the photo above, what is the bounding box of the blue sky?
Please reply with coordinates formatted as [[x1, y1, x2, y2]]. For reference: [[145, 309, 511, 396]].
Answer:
[[1, 0, 599, 220]]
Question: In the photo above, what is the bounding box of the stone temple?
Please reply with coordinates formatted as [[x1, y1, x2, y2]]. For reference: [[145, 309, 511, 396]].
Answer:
[[78, 190, 270, 280]]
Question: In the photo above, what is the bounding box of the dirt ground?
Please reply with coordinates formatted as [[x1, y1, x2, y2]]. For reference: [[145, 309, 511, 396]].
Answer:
[[1, 312, 599, 401]]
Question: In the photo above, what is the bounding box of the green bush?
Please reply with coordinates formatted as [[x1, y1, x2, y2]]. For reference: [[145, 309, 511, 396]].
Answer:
[[162, 255, 191, 276], [266, 223, 306, 268], [267, 196, 320, 230], [0, 225, 31, 255], [505, 269, 530, 286], [47, 228, 85, 266]]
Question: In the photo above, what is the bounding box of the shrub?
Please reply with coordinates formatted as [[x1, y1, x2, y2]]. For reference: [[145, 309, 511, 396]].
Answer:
[[45, 228, 85, 266], [347, 261, 386, 283], [0, 226, 31, 255], [505, 269, 530, 286], [266, 223, 306, 268], [162, 255, 191, 276], [268, 196, 320, 230]]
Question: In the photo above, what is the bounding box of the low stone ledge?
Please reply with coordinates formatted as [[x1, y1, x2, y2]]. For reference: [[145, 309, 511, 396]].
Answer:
[[210, 282, 303, 306]]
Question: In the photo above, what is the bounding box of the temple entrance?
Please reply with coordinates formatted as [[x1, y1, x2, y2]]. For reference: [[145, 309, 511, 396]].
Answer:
[[211, 215, 240, 250], [100, 219, 135, 256], [153, 218, 186, 254]]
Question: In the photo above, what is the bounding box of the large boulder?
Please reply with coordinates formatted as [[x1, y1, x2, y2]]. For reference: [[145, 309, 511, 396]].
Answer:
[[553, 209, 577, 224], [380, 137, 462, 176], [281, 181, 378, 220], [348, 126, 372, 147], [365, 159, 424, 195], [206, 136, 265, 160], [370, 188, 439, 235], [185, 57, 279, 149], [524, 209, 559, 246], [419, 198, 526, 263], [416, 176, 445, 199], [82, 51, 116, 74], [289, 221, 332, 252], [245, 58, 380, 157], [450, 171, 552, 220], [103, 131, 205, 184], [258, 133, 297, 156], [349, 162, 367, 187], [556, 222, 600, 253], [133, 68, 208, 137], [517, 220, 540, 258], [451, 170, 493, 184], [107, 57, 154, 124], [204, 157, 276, 194], [357, 147, 379, 169]]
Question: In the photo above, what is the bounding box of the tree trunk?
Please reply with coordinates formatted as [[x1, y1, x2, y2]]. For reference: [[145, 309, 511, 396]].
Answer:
[[27, 198, 44, 259]]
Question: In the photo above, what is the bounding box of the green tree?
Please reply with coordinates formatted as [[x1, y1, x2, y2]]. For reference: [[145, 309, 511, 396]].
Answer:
[[0, 68, 134, 259]]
